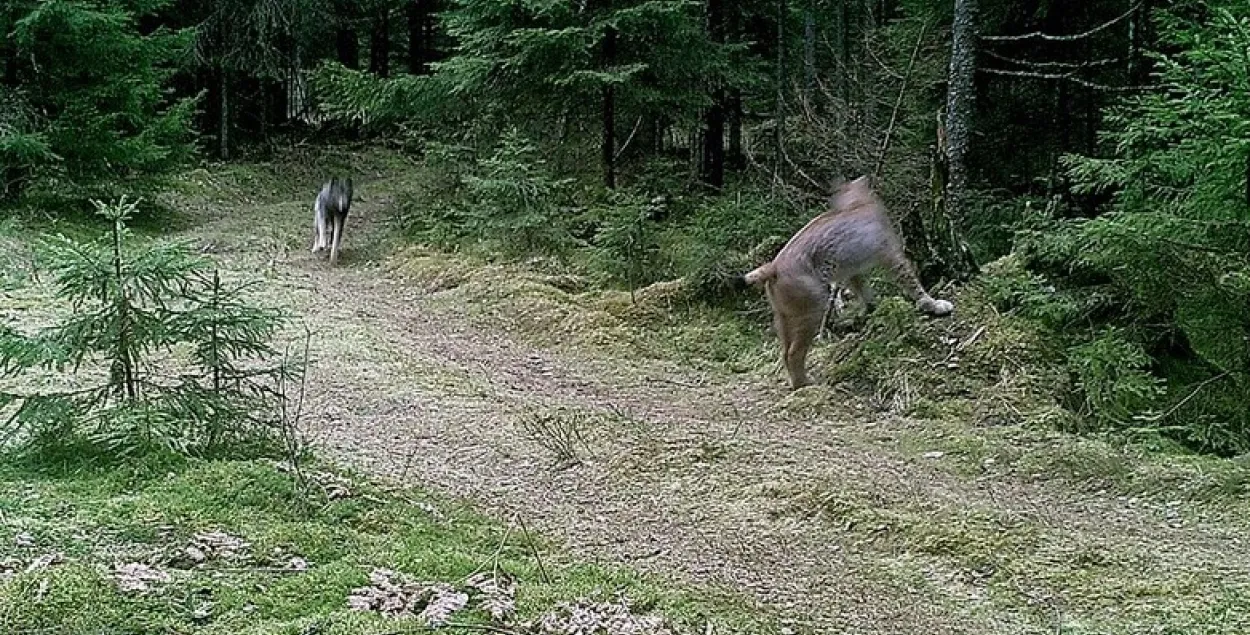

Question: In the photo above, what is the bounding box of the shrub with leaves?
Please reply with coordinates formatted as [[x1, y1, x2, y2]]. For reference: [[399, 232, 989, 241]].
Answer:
[[0, 197, 298, 458], [1017, 2, 1250, 454]]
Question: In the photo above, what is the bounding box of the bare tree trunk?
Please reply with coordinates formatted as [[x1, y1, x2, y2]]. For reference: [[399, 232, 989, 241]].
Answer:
[[803, 2, 815, 99], [701, 0, 726, 188], [336, 0, 360, 70], [834, 0, 848, 100], [1126, 0, 1153, 84], [370, 8, 391, 77], [1, 32, 19, 197], [424, 0, 440, 64], [337, 29, 359, 68], [774, 0, 787, 177], [727, 90, 744, 170], [1052, 80, 1069, 195], [932, 0, 979, 281], [218, 66, 230, 160], [2, 33, 16, 87], [603, 24, 617, 189], [1244, 151, 1250, 210], [407, 0, 429, 74], [944, 0, 976, 224]]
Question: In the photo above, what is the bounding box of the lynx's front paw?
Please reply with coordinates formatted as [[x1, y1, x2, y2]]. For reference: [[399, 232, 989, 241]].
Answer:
[[918, 297, 954, 316]]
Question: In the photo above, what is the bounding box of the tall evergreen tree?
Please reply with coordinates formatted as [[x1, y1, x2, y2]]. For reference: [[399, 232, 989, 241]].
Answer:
[[2, 0, 196, 200], [438, 0, 737, 185]]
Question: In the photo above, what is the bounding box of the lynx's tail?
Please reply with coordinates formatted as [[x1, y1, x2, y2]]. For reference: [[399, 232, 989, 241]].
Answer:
[[730, 262, 776, 291]]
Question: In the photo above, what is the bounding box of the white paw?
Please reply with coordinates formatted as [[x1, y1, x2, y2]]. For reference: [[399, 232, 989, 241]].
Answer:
[[923, 298, 954, 316]]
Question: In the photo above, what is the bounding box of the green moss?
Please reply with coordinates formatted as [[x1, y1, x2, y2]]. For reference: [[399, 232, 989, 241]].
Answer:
[[0, 459, 778, 635]]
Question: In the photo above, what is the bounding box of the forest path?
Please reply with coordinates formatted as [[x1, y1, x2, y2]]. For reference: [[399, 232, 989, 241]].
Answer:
[[171, 159, 1249, 635]]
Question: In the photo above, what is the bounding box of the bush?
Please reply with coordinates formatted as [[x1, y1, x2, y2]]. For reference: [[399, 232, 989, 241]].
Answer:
[[395, 131, 582, 260], [585, 190, 664, 297], [0, 198, 299, 459], [1005, 3, 1250, 455], [2, 0, 197, 203], [658, 189, 806, 304]]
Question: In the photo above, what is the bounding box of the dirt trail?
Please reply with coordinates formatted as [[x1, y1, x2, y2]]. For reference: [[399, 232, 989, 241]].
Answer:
[[186, 179, 1248, 635]]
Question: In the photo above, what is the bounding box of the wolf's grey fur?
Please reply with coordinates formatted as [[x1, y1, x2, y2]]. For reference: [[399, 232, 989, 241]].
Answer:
[[739, 175, 954, 389], [312, 177, 353, 266]]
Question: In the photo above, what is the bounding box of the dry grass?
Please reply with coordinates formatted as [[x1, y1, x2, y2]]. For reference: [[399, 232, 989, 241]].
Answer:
[[517, 404, 597, 469]]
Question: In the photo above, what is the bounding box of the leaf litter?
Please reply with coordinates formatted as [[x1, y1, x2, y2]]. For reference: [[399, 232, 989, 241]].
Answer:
[[349, 567, 676, 634]]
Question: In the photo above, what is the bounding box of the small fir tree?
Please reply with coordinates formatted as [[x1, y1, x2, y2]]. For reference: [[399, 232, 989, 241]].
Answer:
[[0, 197, 298, 458]]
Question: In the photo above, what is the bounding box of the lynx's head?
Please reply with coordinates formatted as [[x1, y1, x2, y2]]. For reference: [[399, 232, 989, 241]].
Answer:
[[831, 175, 877, 213]]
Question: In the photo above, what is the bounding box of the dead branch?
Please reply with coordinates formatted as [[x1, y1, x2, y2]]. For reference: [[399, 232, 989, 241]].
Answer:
[[516, 515, 551, 584], [378, 623, 523, 635], [981, 1, 1144, 43], [978, 67, 1150, 92], [873, 21, 929, 178], [982, 49, 1124, 70], [613, 115, 645, 161]]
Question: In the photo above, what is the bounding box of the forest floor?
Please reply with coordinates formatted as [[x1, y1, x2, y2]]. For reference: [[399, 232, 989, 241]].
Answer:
[[10, 146, 1248, 635]]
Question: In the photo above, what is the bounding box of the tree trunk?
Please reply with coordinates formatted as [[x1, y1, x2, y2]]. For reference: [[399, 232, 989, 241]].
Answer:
[[425, 0, 440, 64], [701, 0, 726, 188], [727, 89, 744, 170], [370, 8, 391, 77], [336, 0, 360, 71], [218, 66, 230, 160], [944, 0, 976, 224], [774, 0, 786, 177], [2, 34, 19, 198], [602, 25, 617, 189], [2, 33, 16, 87], [803, 3, 815, 99], [1244, 151, 1250, 211], [266, 79, 288, 131], [407, 0, 429, 74], [337, 29, 359, 68], [1127, 0, 1153, 84], [934, 0, 979, 280], [1052, 80, 1069, 196], [840, 0, 854, 103]]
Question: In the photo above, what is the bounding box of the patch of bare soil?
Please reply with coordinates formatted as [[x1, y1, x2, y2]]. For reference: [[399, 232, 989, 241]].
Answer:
[[181, 173, 1250, 635]]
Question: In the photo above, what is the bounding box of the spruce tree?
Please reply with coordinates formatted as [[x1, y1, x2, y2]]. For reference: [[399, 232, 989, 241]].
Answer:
[[0, 198, 297, 458], [4, 0, 196, 201]]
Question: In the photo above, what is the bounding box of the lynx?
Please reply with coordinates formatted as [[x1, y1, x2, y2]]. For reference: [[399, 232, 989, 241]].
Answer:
[[737, 176, 954, 389], [312, 177, 353, 266]]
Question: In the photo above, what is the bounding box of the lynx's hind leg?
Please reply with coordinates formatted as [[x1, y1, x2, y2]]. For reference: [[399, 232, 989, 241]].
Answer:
[[329, 215, 345, 266], [883, 251, 954, 316], [780, 308, 824, 389], [769, 277, 830, 389]]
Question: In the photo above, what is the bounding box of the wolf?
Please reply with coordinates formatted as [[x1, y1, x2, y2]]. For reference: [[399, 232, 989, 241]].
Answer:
[[312, 177, 353, 266], [736, 175, 954, 389]]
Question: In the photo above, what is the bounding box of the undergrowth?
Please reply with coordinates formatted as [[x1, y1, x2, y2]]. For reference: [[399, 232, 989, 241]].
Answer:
[[0, 458, 776, 635]]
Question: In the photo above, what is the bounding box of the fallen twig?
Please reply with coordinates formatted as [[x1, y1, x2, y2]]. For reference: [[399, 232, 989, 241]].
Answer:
[[516, 515, 551, 584]]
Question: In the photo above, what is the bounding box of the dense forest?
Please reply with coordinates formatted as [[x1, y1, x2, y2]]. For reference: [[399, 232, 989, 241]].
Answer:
[[2, 0, 1248, 456]]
